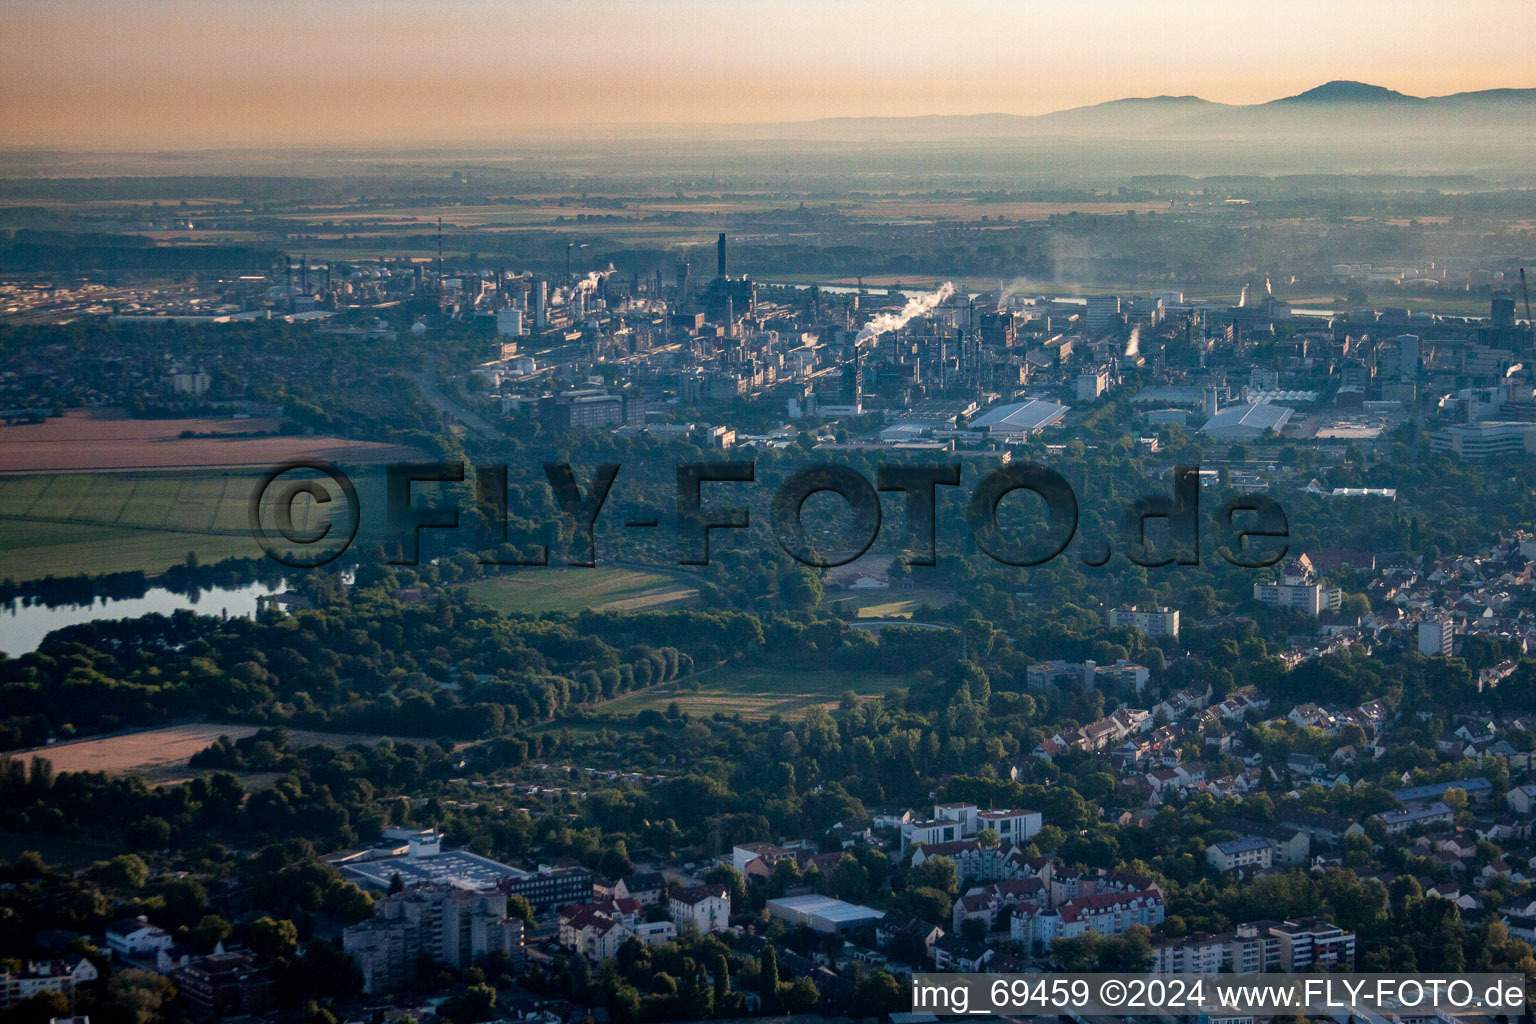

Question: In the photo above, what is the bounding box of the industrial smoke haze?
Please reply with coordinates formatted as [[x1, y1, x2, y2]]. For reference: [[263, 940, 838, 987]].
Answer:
[[576, 266, 616, 295], [855, 282, 955, 343], [550, 266, 616, 306]]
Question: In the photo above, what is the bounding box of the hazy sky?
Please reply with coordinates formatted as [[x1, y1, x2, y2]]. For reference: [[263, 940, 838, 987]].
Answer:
[[2, 0, 1529, 147]]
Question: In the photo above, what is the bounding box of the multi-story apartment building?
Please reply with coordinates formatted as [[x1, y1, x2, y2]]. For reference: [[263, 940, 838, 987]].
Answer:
[[1418, 619, 1455, 656], [1253, 581, 1343, 616], [904, 803, 1041, 852], [171, 954, 274, 1017], [933, 802, 979, 835], [1270, 919, 1356, 972], [1377, 802, 1455, 834], [1227, 921, 1284, 973], [977, 808, 1042, 846], [1108, 607, 1180, 638], [343, 884, 525, 995], [1026, 659, 1150, 693], [1206, 837, 1274, 873], [1429, 421, 1536, 459], [1151, 933, 1228, 974], [0, 959, 98, 1009], [498, 864, 593, 912], [669, 885, 730, 934], [1015, 889, 1165, 947], [559, 899, 676, 961], [899, 817, 963, 852]]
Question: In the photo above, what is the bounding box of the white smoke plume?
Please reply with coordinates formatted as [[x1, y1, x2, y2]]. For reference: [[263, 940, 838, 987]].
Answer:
[[855, 282, 955, 344], [550, 265, 616, 306], [576, 265, 616, 295], [1125, 325, 1141, 358]]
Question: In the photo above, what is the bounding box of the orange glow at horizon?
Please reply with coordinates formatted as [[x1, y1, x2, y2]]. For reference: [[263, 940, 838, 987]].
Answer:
[[2, 0, 1530, 148]]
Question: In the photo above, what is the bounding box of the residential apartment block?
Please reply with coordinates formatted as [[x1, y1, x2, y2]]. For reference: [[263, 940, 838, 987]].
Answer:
[[343, 884, 525, 995]]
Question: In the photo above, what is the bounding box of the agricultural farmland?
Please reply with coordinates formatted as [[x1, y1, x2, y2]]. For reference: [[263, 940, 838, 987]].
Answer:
[[461, 567, 698, 616]]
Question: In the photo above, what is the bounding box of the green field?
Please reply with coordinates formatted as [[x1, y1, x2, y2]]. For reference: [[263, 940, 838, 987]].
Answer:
[[0, 470, 388, 581], [822, 587, 956, 619], [598, 664, 918, 720], [461, 568, 698, 616]]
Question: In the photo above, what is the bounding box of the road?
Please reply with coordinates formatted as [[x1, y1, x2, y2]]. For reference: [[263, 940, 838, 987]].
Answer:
[[410, 362, 498, 441]]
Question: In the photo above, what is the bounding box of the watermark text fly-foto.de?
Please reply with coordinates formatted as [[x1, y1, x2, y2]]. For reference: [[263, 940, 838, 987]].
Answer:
[[250, 459, 1289, 570]]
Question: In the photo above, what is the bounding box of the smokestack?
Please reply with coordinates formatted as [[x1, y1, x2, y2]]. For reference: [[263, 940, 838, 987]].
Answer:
[[566, 243, 572, 278], [717, 233, 727, 279], [532, 279, 548, 328], [301, 255, 308, 295]]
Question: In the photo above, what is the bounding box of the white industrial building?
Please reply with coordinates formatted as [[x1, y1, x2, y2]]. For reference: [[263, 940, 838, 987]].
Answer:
[[766, 894, 885, 933], [1198, 402, 1293, 441], [970, 398, 1069, 439]]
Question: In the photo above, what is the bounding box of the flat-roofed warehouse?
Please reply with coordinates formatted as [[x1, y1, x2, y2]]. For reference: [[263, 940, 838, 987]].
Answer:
[[1198, 402, 1293, 442], [337, 834, 522, 891], [969, 398, 1069, 440], [766, 894, 886, 933]]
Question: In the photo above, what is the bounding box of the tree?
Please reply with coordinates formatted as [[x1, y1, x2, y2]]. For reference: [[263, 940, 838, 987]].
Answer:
[[781, 569, 823, 612], [387, 871, 405, 894], [506, 894, 536, 927], [158, 877, 208, 927], [908, 855, 959, 896], [759, 946, 781, 1013], [91, 854, 149, 890], [830, 854, 870, 901], [286, 940, 364, 999], [450, 984, 496, 1022], [248, 916, 299, 961], [852, 970, 905, 1016], [905, 886, 952, 925], [769, 856, 801, 896], [190, 914, 233, 954], [712, 953, 730, 1009], [704, 864, 747, 910], [3, 991, 70, 1024], [107, 970, 177, 1024], [783, 977, 819, 1012]]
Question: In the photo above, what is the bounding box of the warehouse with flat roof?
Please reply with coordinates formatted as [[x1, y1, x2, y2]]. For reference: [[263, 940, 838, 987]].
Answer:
[[340, 834, 525, 891], [970, 398, 1069, 439], [1198, 402, 1293, 441], [766, 894, 885, 933]]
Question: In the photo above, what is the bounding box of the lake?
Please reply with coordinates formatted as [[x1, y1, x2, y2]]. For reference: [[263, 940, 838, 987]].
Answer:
[[0, 580, 286, 656]]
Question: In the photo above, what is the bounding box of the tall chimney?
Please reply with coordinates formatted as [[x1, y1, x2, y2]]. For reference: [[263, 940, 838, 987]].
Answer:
[[717, 233, 727, 279]]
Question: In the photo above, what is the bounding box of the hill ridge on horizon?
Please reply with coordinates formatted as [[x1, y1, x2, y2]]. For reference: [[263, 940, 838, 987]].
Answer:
[[798, 80, 1536, 128]]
